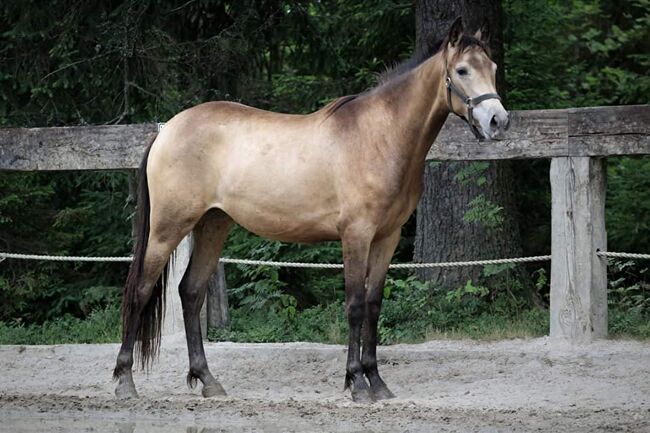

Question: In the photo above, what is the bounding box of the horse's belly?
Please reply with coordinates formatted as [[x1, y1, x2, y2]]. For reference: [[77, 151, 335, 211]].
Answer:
[[223, 202, 340, 243], [215, 132, 343, 241], [218, 177, 340, 243]]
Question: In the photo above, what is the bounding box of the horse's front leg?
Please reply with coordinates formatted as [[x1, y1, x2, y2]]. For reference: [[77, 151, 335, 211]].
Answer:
[[362, 229, 400, 400], [341, 224, 374, 402]]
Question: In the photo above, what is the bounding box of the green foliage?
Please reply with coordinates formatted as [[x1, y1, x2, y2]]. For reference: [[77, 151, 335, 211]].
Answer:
[[463, 194, 504, 230], [209, 302, 347, 344], [533, 268, 549, 293], [208, 274, 648, 344], [0, 171, 130, 323], [452, 161, 506, 248], [505, 0, 650, 109], [608, 259, 650, 314], [454, 162, 490, 187], [222, 225, 344, 310], [0, 305, 121, 345], [210, 276, 552, 345], [609, 308, 650, 339], [445, 280, 490, 304], [0, 0, 649, 342], [607, 157, 650, 252], [505, 0, 650, 311]]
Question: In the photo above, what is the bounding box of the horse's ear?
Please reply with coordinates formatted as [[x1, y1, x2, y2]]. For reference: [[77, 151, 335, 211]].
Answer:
[[474, 22, 490, 43], [448, 17, 464, 47]]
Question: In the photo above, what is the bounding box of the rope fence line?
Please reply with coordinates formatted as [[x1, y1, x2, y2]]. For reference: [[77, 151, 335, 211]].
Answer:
[[0, 251, 647, 269], [0, 251, 551, 268], [0, 252, 132, 262], [596, 251, 650, 260], [222, 255, 555, 269]]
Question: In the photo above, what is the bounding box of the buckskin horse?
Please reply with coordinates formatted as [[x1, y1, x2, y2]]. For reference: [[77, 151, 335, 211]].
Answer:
[[113, 18, 509, 402]]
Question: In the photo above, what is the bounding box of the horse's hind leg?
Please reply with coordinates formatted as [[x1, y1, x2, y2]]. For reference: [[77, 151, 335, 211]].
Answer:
[[361, 229, 400, 400], [114, 234, 182, 399], [179, 208, 233, 398]]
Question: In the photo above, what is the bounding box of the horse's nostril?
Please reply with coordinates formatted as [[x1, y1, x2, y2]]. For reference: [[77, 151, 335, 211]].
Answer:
[[490, 115, 498, 129]]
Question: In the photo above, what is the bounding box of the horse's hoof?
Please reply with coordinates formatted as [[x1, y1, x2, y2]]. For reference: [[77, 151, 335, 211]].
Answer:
[[371, 385, 395, 401], [351, 387, 375, 403], [115, 383, 138, 399], [202, 381, 227, 398]]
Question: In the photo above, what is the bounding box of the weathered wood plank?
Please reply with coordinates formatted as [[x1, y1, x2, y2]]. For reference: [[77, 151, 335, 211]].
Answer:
[[0, 123, 157, 171], [428, 109, 568, 160], [568, 105, 650, 157], [550, 157, 607, 342], [1, 106, 649, 171]]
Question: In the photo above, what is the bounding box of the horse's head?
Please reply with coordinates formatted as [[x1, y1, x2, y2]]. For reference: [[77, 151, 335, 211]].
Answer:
[[442, 18, 509, 141]]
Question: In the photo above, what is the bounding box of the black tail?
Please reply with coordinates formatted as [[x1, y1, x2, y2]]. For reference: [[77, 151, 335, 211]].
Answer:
[[120, 139, 171, 371]]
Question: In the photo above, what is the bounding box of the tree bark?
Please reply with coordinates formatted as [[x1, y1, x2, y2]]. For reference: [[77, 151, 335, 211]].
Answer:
[[413, 0, 530, 295]]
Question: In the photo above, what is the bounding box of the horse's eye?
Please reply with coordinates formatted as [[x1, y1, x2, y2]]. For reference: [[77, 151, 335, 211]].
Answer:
[[456, 68, 468, 76]]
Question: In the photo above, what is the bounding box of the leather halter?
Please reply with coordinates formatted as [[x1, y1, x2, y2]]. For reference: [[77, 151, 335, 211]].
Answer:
[[445, 72, 501, 140]]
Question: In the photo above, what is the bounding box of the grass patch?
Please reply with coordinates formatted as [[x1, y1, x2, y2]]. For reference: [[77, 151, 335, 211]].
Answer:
[[423, 309, 549, 341], [609, 308, 650, 339], [208, 304, 550, 344], [209, 303, 348, 344], [0, 305, 120, 345], [0, 293, 647, 345]]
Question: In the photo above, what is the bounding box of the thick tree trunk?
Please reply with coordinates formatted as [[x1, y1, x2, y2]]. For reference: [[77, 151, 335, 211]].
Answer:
[[413, 0, 530, 295]]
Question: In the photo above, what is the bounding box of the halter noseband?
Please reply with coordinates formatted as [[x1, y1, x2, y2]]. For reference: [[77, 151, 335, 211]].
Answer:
[[445, 72, 501, 140]]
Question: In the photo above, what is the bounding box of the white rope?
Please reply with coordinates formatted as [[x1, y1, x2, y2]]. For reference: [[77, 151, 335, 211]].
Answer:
[[597, 251, 650, 260], [388, 255, 551, 268], [2, 250, 648, 268], [221, 255, 552, 268], [219, 258, 342, 269], [0, 252, 132, 262], [0, 251, 550, 268]]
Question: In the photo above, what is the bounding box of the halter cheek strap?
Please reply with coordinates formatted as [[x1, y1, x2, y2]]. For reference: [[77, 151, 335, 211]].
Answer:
[[445, 74, 501, 140]]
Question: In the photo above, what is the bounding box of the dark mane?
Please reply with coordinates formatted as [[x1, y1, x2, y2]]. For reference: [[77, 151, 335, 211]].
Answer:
[[322, 94, 359, 119], [377, 34, 487, 85], [323, 34, 487, 117]]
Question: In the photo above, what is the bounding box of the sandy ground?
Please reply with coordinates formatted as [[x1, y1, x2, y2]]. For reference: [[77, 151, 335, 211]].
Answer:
[[1, 335, 649, 432]]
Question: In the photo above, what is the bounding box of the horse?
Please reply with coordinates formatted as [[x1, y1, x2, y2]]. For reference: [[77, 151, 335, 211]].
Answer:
[[112, 17, 509, 403]]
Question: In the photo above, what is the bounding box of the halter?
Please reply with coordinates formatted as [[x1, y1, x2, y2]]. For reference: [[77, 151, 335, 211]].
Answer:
[[445, 71, 501, 140]]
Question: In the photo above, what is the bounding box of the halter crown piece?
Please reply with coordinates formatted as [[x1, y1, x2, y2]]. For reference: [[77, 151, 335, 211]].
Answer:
[[445, 72, 501, 141]]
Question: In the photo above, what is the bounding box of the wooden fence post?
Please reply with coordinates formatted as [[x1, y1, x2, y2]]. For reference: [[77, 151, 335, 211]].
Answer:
[[207, 262, 230, 329], [550, 157, 607, 342], [163, 236, 192, 336]]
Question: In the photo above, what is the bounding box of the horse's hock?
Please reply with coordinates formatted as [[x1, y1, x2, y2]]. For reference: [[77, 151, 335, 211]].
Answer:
[[1, 104, 649, 342]]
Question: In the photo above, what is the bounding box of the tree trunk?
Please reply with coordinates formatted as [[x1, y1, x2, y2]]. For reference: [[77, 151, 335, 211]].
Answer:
[[413, 0, 531, 296]]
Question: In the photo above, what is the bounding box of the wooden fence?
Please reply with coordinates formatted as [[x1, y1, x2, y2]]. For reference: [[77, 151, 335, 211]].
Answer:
[[1, 104, 649, 342]]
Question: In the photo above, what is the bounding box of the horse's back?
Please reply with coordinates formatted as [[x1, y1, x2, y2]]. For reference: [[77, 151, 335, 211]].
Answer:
[[146, 101, 342, 243]]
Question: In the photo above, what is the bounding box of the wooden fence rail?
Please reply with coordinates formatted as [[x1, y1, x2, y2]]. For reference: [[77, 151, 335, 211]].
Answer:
[[1, 104, 649, 343]]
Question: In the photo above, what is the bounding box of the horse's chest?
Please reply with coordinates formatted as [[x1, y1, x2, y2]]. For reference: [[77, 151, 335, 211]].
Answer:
[[374, 177, 423, 235]]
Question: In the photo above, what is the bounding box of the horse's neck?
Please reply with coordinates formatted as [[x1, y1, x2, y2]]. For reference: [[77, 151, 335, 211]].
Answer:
[[365, 54, 449, 173]]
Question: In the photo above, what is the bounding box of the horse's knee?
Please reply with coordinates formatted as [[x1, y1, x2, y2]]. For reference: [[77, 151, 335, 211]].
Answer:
[[346, 295, 365, 326], [179, 284, 199, 303], [366, 297, 381, 319], [179, 281, 205, 310]]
